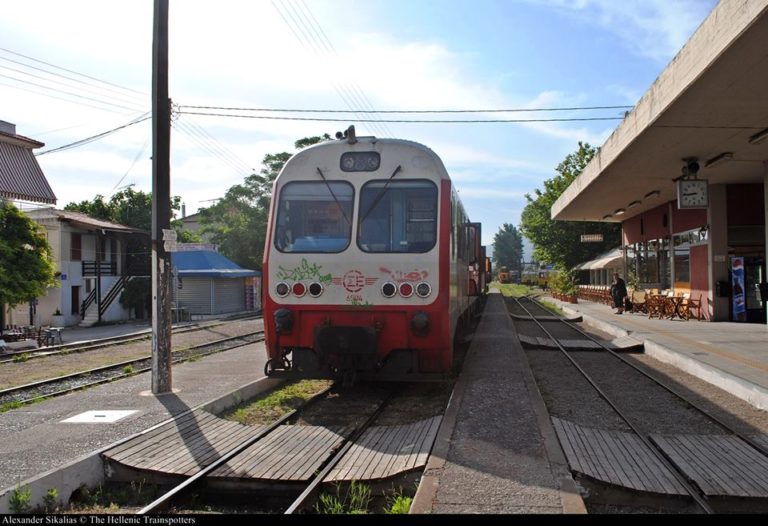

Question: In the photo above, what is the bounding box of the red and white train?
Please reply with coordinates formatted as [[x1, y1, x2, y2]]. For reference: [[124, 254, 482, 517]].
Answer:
[[262, 127, 488, 381]]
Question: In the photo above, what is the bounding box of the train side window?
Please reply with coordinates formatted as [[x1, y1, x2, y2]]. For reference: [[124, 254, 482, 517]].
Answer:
[[274, 181, 354, 253], [358, 179, 437, 253]]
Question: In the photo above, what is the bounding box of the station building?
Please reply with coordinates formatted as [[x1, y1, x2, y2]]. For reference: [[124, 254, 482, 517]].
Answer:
[[552, 0, 768, 324]]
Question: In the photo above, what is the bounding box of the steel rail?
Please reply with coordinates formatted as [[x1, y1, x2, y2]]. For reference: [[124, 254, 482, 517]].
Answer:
[[0, 314, 263, 364], [138, 383, 336, 514], [0, 332, 264, 404], [512, 296, 715, 514], [284, 391, 394, 514], [521, 296, 768, 459]]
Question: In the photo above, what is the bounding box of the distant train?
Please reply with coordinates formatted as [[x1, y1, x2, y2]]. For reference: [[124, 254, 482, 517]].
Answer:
[[262, 127, 487, 382], [498, 266, 510, 283], [521, 265, 557, 289]]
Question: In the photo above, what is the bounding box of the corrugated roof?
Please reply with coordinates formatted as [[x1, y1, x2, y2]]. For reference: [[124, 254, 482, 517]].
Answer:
[[25, 208, 148, 234], [0, 141, 57, 204], [171, 250, 259, 279]]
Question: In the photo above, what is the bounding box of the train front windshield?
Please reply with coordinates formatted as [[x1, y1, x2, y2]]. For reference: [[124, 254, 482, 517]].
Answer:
[[274, 181, 354, 253], [358, 180, 437, 253]]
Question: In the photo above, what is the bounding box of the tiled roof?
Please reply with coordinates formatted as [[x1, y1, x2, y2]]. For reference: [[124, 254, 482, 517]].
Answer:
[[0, 140, 57, 204]]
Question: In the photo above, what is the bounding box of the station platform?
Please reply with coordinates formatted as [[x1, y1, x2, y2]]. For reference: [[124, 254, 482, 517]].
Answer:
[[543, 293, 768, 411], [0, 341, 272, 512], [411, 291, 587, 514]]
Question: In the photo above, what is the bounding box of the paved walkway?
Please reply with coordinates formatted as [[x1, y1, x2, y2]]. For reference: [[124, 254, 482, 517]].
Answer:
[[411, 292, 585, 514], [546, 293, 768, 410]]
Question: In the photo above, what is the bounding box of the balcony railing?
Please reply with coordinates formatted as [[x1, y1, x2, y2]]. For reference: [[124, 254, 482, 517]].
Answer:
[[82, 260, 117, 276]]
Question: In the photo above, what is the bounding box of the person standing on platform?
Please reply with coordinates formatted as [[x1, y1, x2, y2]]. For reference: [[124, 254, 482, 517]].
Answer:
[[610, 272, 628, 314]]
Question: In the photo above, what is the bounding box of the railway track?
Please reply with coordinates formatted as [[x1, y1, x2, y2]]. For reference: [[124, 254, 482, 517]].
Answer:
[[136, 384, 396, 514], [76, 380, 451, 515], [0, 331, 264, 408], [0, 314, 262, 365], [510, 295, 768, 513]]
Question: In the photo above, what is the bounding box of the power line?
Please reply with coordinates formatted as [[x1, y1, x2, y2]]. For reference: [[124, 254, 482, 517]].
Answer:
[[0, 47, 147, 96], [179, 104, 634, 114], [271, 0, 393, 138], [35, 113, 151, 156], [0, 71, 146, 113], [178, 110, 625, 124]]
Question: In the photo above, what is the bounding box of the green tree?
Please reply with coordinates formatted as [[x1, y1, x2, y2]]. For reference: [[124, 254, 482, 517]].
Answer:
[[199, 134, 330, 269], [64, 187, 195, 238], [492, 223, 524, 274], [520, 142, 620, 269], [0, 203, 57, 333]]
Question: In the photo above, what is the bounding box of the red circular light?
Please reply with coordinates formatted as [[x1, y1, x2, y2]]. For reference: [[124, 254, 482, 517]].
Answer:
[[292, 282, 306, 297], [399, 282, 414, 298]]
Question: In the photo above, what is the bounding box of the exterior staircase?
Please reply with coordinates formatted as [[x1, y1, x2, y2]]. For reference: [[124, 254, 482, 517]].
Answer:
[[78, 275, 132, 327]]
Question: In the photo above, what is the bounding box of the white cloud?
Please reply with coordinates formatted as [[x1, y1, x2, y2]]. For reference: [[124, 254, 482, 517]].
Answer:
[[530, 0, 717, 62]]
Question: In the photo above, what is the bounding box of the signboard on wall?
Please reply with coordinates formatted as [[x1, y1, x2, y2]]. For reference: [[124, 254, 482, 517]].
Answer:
[[580, 234, 604, 243]]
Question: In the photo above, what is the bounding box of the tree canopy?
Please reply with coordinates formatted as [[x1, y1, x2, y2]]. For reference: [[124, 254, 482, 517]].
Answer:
[[64, 187, 198, 242], [520, 142, 621, 269], [199, 134, 331, 269], [492, 223, 524, 273], [0, 202, 57, 315]]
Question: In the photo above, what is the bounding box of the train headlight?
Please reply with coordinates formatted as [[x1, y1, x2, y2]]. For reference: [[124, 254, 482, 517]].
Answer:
[[416, 282, 431, 298], [411, 311, 430, 332], [381, 282, 397, 298], [275, 282, 290, 297], [292, 282, 307, 297], [399, 282, 414, 298], [308, 282, 323, 297], [274, 308, 293, 334]]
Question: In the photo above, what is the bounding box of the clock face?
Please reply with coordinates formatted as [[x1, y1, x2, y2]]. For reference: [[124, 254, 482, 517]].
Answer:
[[678, 179, 708, 208]]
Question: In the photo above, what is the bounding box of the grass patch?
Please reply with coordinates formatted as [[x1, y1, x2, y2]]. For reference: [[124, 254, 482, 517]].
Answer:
[[224, 379, 332, 426], [12, 353, 30, 363], [316, 481, 371, 514], [493, 282, 535, 297]]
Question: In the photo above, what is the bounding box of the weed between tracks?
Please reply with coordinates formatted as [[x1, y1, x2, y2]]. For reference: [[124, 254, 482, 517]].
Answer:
[[224, 379, 333, 426]]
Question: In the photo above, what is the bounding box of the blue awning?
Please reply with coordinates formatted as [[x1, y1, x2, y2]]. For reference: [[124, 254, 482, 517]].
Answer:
[[171, 250, 260, 279]]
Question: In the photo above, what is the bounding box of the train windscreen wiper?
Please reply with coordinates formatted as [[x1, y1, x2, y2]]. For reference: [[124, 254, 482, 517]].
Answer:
[[316, 167, 351, 226], [359, 165, 402, 225]]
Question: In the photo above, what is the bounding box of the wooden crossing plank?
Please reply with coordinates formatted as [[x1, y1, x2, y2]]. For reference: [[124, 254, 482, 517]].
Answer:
[[145, 419, 245, 473], [551, 417, 687, 495], [651, 434, 768, 498], [105, 411, 220, 464], [209, 425, 348, 481], [752, 434, 768, 453], [212, 425, 287, 478], [128, 417, 243, 472], [106, 410, 217, 463], [326, 416, 442, 482], [103, 410, 266, 475], [105, 410, 202, 459]]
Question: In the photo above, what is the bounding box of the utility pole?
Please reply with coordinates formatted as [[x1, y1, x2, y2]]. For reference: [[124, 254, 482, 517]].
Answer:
[[151, 0, 172, 394]]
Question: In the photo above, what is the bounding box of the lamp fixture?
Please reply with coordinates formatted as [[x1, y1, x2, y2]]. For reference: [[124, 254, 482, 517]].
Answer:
[[613, 208, 625, 216], [748, 128, 768, 145], [602, 213, 613, 220], [627, 200, 641, 209], [704, 152, 733, 168], [644, 190, 660, 199]]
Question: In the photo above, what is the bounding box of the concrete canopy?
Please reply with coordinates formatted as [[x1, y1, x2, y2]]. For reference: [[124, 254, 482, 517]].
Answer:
[[552, 0, 768, 222]]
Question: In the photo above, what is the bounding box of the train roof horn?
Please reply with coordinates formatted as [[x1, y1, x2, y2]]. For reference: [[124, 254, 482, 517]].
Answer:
[[335, 125, 357, 144]]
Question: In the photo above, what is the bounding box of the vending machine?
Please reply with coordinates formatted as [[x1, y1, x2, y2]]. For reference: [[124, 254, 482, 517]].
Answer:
[[730, 256, 766, 323]]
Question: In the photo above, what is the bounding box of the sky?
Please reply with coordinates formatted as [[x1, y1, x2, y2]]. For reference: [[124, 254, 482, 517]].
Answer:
[[1, 0, 719, 253]]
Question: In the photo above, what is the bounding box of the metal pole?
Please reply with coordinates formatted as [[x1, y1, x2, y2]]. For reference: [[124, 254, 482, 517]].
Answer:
[[151, 0, 172, 394]]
